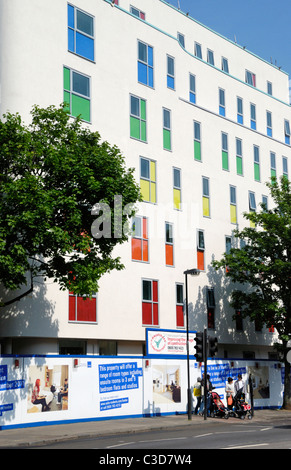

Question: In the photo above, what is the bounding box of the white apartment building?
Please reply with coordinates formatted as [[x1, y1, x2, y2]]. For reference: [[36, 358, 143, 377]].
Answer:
[[0, 0, 290, 358]]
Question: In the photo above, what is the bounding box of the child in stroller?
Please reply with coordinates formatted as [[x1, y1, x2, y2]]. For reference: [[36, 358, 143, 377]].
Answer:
[[231, 390, 252, 420], [209, 391, 229, 419]]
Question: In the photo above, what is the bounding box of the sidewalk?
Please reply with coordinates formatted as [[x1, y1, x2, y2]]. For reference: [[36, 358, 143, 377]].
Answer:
[[0, 409, 290, 448]]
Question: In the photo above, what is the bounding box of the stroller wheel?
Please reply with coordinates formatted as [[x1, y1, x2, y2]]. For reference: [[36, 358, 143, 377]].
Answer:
[[248, 414, 253, 420], [224, 413, 229, 419], [240, 414, 245, 420]]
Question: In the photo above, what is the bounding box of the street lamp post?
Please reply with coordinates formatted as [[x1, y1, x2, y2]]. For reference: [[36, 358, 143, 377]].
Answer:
[[184, 268, 200, 420]]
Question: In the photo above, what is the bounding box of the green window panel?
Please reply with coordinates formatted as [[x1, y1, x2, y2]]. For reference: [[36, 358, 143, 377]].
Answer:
[[222, 151, 229, 170], [194, 141, 201, 161], [72, 95, 90, 122], [163, 129, 171, 150], [254, 163, 260, 181], [141, 121, 146, 142], [130, 116, 141, 140], [271, 169, 276, 178], [236, 156, 243, 175], [64, 67, 70, 91]]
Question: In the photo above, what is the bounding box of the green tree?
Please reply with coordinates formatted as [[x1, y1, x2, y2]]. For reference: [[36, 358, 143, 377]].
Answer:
[[212, 177, 291, 409], [0, 105, 141, 305]]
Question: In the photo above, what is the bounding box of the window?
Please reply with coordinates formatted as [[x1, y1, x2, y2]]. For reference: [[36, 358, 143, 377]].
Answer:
[[236, 138, 243, 176], [219, 88, 225, 116], [69, 292, 97, 323], [173, 168, 181, 210], [221, 132, 229, 170], [284, 120, 290, 145], [194, 42, 202, 59], [130, 94, 147, 141], [112, 0, 118, 4], [221, 57, 229, 73], [207, 49, 214, 66], [63, 67, 91, 122], [140, 157, 156, 203], [138, 41, 153, 87], [237, 97, 243, 124], [206, 287, 215, 329], [235, 310, 243, 331], [266, 111, 272, 137], [189, 73, 196, 104], [202, 176, 210, 217], [271, 152, 277, 179], [254, 145, 260, 182], [230, 185, 237, 224], [178, 33, 185, 47], [225, 236, 232, 254], [163, 108, 171, 150], [167, 55, 175, 89], [68, 4, 94, 61], [250, 103, 256, 130], [130, 5, 145, 20], [262, 195, 268, 211], [249, 191, 256, 227], [245, 70, 256, 87], [165, 222, 174, 266], [142, 279, 159, 326], [131, 216, 149, 262], [197, 229, 205, 271], [267, 81, 273, 96], [283, 156, 288, 179], [176, 284, 184, 328], [194, 121, 201, 161]]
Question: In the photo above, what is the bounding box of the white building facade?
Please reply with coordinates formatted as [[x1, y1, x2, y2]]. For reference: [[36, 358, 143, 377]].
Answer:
[[0, 0, 290, 358]]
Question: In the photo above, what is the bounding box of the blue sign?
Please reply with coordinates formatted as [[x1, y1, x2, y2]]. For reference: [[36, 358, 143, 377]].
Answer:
[[0, 364, 25, 391]]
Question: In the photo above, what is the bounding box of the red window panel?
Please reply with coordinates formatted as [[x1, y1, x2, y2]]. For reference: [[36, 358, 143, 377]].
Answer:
[[142, 302, 152, 325], [140, 11, 145, 20], [69, 293, 97, 323], [153, 303, 159, 326], [132, 217, 149, 262], [176, 305, 184, 328], [152, 280, 158, 302], [165, 244, 174, 266], [197, 249, 204, 271]]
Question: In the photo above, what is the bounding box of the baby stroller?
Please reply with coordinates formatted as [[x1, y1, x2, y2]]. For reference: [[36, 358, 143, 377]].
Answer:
[[231, 390, 252, 420], [209, 391, 229, 419]]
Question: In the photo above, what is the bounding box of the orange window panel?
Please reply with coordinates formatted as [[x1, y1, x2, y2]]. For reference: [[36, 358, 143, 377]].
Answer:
[[165, 244, 174, 266], [143, 240, 149, 262], [132, 238, 142, 261], [197, 249, 204, 271]]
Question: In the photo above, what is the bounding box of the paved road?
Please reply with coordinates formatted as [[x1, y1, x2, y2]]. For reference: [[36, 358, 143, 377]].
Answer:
[[26, 418, 291, 450]]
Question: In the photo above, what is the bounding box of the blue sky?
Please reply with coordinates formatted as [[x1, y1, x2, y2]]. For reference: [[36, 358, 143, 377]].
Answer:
[[165, 0, 291, 79]]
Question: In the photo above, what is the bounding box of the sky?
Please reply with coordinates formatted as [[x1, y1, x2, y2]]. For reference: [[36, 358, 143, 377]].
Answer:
[[165, 0, 291, 79]]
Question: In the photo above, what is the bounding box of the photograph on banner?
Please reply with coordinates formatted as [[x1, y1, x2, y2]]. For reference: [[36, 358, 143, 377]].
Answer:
[[152, 364, 181, 404], [27, 365, 69, 413], [247, 365, 270, 399]]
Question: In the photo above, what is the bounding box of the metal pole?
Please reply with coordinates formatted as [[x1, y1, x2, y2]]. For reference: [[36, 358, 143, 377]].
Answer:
[[203, 327, 208, 421], [185, 272, 192, 420]]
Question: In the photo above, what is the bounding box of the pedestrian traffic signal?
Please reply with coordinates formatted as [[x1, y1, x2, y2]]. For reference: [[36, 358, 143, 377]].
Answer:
[[208, 336, 218, 357], [194, 332, 204, 362]]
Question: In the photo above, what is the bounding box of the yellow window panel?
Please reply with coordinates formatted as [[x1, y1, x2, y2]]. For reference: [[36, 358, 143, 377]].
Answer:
[[203, 197, 210, 217], [140, 179, 150, 202], [230, 204, 237, 224], [150, 182, 156, 203], [150, 161, 156, 182], [173, 188, 181, 210]]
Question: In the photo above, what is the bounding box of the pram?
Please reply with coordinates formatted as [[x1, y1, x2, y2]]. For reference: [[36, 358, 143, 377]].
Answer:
[[231, 390, 252, 420], [209, 391, 229, 419]]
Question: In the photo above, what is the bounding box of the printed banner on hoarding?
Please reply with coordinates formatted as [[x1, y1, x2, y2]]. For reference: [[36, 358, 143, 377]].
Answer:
[[146, 329, 196, 356]]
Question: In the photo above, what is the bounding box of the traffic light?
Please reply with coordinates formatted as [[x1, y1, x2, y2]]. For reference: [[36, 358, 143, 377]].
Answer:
[[194, 332, 204, 362], [208, 336, 218, 357]]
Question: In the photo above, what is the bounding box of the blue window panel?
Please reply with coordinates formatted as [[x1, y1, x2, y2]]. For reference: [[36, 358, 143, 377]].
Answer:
[[237, 114, 243, 125], [251, 120, 256, 130], [148, 68, 153, 88], [76, 32, 94, 61], [167, 75, 174, 89], [190, 92, 196, 104], [68, 4, 75, 28], [285, 136, 290, 145], [68, 28, 75, 52], [138, 62, 148, 85], [267, 128, 272, 137], [148, 46, 153, 67], [219, 106, 225, 117]]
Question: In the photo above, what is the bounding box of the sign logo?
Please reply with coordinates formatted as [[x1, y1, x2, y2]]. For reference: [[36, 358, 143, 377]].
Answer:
[[150, 334, 166, 352]]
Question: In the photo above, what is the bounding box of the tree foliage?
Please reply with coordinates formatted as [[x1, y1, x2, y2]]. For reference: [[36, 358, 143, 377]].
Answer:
[[212, 176, 291, 408], [0, 105, 141, 304]]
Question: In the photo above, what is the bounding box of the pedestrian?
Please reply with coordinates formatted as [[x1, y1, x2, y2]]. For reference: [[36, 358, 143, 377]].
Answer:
[[225, 377, 234, 410], [193, 377, 202, 415], [234, 373, 247, 399]]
